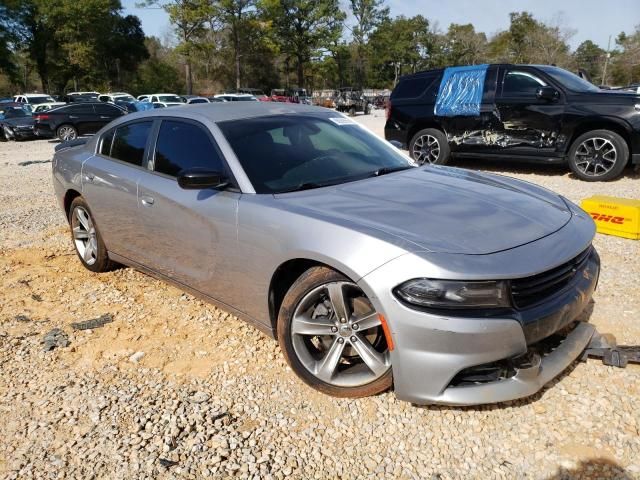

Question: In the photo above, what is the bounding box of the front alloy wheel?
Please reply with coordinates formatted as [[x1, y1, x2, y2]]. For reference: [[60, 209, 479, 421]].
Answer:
[[568, 129, 628, 181], [278, 267, 392, 397]]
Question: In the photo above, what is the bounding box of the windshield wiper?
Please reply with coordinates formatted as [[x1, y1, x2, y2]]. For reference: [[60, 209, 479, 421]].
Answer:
[[369, 165, 414, 177], [278, 181, 331, 193]]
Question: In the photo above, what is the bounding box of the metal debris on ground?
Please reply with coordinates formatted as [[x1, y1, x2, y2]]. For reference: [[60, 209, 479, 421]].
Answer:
[[70, 314, 113, 331], [42, 328, 69, 351], [15, 314, 31, 322], [31, 293, 43, 302], [581, 331, 640, 368], [158, 458, 179, 468]]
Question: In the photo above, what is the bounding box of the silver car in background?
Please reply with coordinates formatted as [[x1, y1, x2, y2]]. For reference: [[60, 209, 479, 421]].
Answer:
[[52, 103, 600, 405]]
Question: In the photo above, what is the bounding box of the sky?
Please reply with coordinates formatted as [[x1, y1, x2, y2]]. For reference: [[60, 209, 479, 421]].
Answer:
[[121, 0, 640, 51]]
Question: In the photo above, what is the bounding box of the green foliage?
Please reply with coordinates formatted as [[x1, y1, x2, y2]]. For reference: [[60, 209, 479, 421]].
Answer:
[[610, 26, 640, 86], [439, 23, 487, 67], [573, 40, 605, 84], [262, 0, 345, 87], [131, 37, 185, 94]]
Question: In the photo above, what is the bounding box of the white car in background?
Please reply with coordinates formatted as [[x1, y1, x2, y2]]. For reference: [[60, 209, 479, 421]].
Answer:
[[213, 93, 259, 102], [185, 97, 210, 104], [13, 93, 65, 111], [142, 94, 185, 107], [98, 92, 136, 103]]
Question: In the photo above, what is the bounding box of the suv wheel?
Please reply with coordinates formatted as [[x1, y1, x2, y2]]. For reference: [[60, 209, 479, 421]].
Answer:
[[57, 124, 78, 142], [277, 267, 392, 398], [69, 197, 115, 272], [409, 128, 450, 165], [568, 130, 628, 181]]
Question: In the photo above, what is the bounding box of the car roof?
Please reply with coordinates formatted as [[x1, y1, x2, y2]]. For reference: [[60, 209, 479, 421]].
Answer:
[[114, 102, 330, 124], [19, 93, 52, 97]]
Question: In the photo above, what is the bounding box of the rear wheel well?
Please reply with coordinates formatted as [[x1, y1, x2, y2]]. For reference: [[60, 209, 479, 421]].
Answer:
[[268, 259, 334, 335], [64, 189, 81, 221], [568, 122, 632, 163], [408, 122, 446, 146]]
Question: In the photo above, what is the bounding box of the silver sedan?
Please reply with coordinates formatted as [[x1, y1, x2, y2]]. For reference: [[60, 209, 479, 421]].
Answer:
[[52, 103, 600, 405]]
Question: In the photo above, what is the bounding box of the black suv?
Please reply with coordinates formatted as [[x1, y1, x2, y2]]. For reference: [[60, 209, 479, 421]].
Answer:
[[385, 64, 640, 181]]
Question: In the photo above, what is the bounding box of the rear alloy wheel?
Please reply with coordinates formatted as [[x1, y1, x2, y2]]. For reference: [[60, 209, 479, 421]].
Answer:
[[278, 267, 392, 397], [409, 128, 450, 165], [57, 124, 77, 142], [568, 130, 628, 181], [69, 197, 115, 272]]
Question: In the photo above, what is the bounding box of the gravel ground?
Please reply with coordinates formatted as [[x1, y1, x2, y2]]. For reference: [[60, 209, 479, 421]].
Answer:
[[1, 115, 639, 479]]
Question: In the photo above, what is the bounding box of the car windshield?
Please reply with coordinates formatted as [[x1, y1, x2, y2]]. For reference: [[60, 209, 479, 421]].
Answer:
[[114, 95, 135, 101], [28, 96, 55, 104], [218, 114, 415, 194], [537, 66, 599, 93], [236, 96, 257, 101], [158, 95, 182, 103]]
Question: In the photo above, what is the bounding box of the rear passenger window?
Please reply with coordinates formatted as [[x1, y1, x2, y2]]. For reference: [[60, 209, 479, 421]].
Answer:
[[392, 74, 437, 99], [100, 129, 114, 156], [110, 122, 152, 166], [154, 120, 224, 177]]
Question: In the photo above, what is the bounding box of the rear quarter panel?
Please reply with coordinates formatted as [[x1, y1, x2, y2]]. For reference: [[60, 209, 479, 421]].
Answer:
[[52, 144, 92, 216]]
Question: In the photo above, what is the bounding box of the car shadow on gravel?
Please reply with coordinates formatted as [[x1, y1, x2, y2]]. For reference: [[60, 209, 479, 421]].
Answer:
[[546, 458, 634, 479], [451, 158, 640, 181]]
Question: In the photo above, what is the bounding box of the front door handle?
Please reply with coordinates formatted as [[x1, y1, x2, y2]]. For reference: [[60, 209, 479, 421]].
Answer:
[[84, 173, 95, 182], [100, 116, 110, 119], [140, 195, 154, 206], [69, 115, 79, 119]]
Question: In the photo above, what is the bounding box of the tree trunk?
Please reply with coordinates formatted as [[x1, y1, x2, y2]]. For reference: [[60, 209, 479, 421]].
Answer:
[[185, 58, 193, 95], [297, 56, 304, 88], [234, 28, 240, 90]]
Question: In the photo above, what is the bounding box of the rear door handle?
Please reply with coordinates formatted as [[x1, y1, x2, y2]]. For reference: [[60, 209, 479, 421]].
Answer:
[[100, 116, 110, 119], [69, 115, 79, 119], [140, 195, 154, 206]]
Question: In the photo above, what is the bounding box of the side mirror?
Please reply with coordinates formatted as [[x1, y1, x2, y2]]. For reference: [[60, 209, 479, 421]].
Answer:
[[536, 86, 559, 102], [178, 170, 229, 190]]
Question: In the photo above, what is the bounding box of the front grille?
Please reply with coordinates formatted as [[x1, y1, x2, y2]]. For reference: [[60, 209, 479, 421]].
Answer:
[[511, 247, 592, 309]]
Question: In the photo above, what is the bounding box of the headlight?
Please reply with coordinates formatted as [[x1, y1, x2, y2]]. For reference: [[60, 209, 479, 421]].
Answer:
[[394, 279, 510, 309]]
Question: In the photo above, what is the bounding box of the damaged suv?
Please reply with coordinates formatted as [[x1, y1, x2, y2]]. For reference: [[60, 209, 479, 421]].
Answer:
[[385, 64, 640, 181]]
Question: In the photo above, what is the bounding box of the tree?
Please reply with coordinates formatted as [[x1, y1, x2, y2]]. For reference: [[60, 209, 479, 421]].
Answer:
[[141, 0, 213, 94], [573, 40, 605, 84], [440, 23, 487, 66], [263, 0, 345, 88], [349, 0, 389, 85], [132, 37, 185, 94], [368, 15, 435, 87], [610, 26, 640, 85]]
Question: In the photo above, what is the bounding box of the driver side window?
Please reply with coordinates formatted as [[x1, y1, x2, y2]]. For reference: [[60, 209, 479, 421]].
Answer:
[[502, 70, 546, 97]]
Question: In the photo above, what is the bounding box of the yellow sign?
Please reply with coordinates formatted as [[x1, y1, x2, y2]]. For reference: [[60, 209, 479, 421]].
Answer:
[[580, 195, 640, 240]]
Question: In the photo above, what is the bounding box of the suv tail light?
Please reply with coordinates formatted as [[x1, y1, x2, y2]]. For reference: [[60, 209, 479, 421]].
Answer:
[[34, 114, 50, 121], [385, 99, 392, 120]]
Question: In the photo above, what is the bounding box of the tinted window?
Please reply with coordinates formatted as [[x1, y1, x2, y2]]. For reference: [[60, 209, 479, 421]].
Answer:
[[154, 120, 223, 177], [94, 103, 124, 115], [392, 74, 437, 99], [66, 104, 94, 114], [218, 114, 413, 194], [110, 122, 152, 166], [537, 66, 599, 93], [100, 129, 115, 156], [502, 71, 546, 96]]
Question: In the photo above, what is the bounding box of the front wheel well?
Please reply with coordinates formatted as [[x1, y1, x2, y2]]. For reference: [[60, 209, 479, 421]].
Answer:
[[268, 259, 346, 335], [63, 189, 82, 221], [567, 122, 632, 163]]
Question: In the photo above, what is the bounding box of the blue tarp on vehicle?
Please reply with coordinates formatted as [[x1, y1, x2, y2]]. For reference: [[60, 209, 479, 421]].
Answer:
[[434, 64, 488, 117]]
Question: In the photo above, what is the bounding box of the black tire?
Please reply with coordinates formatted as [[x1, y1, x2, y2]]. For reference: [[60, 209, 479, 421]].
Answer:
[[57, 124, 77, 142], [277, 266, 393, 398], [567, 129, 629, 181], [364, 103, 370, 115], [68, 197, 115, 273], [409, 128, 450, 165], [2, 125, 14, 141], [349, 106, 356, 117]]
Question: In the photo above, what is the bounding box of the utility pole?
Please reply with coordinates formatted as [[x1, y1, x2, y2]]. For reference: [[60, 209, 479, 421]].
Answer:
[[602, 35, 612, 86]]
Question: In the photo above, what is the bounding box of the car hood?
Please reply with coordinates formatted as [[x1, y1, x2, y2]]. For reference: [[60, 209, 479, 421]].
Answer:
[[274, 166, 572, 255]]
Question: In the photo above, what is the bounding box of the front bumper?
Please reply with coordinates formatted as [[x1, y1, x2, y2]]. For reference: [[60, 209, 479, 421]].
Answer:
[[359, 237, 599, 405]]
